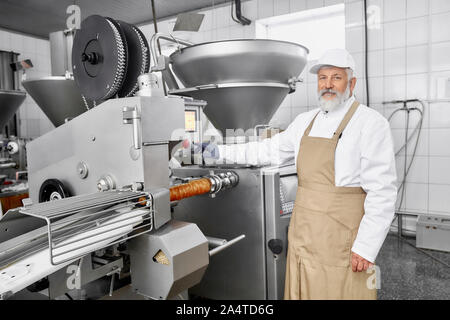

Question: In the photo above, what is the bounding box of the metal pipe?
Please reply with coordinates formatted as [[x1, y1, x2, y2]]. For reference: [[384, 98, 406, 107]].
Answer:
[[150, 0, 167, 96], [150, 0, 162, 55], [209, 234, 245, 257], [206, 236, 227, 248], [150, 33, 193, 68]]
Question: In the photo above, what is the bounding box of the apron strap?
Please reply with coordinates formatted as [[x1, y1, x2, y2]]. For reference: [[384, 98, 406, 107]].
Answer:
[[304, 111, 321, 136], [304, 100, 360, 138], [332, 100, 360, 140]]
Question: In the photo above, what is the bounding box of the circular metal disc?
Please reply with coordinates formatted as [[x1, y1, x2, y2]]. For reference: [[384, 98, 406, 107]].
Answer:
[[116, 21, 150, 97], [72, 15, 127, 101]]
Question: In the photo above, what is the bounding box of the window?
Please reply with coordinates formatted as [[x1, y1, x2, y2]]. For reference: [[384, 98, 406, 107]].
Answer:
[[255, 4, 345, 60]]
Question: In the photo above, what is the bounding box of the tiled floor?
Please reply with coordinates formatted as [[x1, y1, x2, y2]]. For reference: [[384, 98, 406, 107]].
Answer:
[[377, 233, 450, 300], [11, 232, 450, 300]]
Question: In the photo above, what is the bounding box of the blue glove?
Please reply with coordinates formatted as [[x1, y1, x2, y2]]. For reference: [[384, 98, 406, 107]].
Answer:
[[183, 140, 220, 161], [203, 142, 219, 160]]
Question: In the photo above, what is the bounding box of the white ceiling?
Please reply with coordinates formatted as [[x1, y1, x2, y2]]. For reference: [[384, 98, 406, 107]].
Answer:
[[0, 0, 229, 39]]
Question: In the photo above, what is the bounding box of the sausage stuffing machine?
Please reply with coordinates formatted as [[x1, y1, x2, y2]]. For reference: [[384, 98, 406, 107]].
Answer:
[[0, 14, 308, 300], [0, 15, 242, 300]]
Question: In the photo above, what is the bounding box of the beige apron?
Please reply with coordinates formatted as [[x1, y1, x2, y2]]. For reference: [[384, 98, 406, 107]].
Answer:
[[284, 101, 377, 300]]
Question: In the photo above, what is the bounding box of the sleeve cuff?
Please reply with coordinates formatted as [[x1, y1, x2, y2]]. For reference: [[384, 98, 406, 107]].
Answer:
[[351, 241, 377, 263]]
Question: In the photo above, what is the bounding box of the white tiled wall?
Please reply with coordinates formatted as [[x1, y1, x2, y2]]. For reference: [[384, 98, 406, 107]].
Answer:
[[0, 28, 54, 139], [343, 0, 450, 224]]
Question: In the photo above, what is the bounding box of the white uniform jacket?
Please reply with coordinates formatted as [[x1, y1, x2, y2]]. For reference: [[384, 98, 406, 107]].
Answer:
[[217, 96, 398, 263]]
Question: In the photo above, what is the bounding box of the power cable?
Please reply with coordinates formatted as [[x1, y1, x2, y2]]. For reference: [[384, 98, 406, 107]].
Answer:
[[363, 0, 370, 106]]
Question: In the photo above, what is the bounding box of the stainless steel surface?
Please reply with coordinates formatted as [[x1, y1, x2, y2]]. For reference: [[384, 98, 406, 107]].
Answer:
[[170, 39, 308, 87], [128, 220, 209, 300], [171, 84, 290, 134], [150, 33, 194, 90], [263, 165, 297, 299], [26, 96, 184, 204], [172, 164, 297, 300], [22, 76, 86, 127], [172, 166, 267, 299], [0, 90, 26, 129], [49, 30, 76, 76], [146, 188, 171, 229], [48, 253, 123, 299], [169, 39, 308, 133], [3, 93, 206, 299], [0, 51, 19, 90]]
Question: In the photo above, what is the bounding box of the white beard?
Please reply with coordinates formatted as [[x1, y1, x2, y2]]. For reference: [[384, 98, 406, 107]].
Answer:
[[318, 86, 351, 112]]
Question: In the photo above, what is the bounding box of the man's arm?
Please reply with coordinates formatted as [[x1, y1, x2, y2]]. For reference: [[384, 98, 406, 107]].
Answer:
[[351, 116, 398, 266], [216, 116, 303, 166]]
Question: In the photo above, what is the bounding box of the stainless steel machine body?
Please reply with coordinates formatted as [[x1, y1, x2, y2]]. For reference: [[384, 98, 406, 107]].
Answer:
[[16, 95, 213, 299], [128, 220, 209, 299], [27, 95, 183, 217], [172, 164, 297, 299]]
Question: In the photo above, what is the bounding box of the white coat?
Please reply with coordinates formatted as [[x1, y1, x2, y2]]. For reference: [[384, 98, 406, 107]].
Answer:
[[217, 96, 398, 263]]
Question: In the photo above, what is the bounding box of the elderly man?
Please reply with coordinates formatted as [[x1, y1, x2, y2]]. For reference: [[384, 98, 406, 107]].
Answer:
[[207, 48, 397, 300]]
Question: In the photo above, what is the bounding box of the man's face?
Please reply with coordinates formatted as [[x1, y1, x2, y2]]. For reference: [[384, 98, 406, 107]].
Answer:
[[316, 66, 356, 112], [317, 66, 351, 100]]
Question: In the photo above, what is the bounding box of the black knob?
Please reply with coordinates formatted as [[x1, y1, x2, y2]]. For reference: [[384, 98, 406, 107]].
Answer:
[[81, 52, 99, 64], [268, 239, 283, 255]]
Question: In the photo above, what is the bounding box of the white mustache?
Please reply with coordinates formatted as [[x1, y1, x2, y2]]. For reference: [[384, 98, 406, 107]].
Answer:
[[319, 89, 339, 97]]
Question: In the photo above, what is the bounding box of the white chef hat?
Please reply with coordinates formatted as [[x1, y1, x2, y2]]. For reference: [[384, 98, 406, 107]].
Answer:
[[309, 48, 356, 76]]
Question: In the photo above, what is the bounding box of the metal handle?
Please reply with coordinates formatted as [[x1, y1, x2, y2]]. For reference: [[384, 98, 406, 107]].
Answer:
[[150, 33, 193, 70], [123, 106, 141, 150], [208, 234, 245, 257], [0, 162, 16, 169]]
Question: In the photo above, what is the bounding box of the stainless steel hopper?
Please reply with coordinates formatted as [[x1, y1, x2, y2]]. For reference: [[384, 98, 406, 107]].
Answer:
[[0, 90, 26, 130], [168, 39, 308, 134], [22, 77, 87, 127]]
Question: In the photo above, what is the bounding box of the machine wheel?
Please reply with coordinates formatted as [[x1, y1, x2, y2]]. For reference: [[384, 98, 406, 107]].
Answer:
[[38, 179, 70, 203], [72, 15, 150, 101]]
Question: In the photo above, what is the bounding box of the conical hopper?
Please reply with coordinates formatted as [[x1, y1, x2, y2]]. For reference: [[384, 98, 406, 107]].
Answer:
[[169, 39, 308, 134], [22, 77, 87, 127], [0, 90, 26, 129]]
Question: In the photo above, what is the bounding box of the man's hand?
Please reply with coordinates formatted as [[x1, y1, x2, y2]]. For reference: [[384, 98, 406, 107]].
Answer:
[[351, 252, 374, 272], [183, 140, 220, 163]]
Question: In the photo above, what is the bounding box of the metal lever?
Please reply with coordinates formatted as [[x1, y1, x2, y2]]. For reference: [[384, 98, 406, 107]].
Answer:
[[208, 234, 246, 257], [106, 267, 121, 297]]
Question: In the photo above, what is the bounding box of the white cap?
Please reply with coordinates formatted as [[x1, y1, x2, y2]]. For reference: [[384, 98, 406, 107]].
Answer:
[[309, 48, 356, 75]]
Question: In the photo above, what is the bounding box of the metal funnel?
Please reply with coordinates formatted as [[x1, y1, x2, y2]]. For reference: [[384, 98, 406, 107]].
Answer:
[[172, 84, 290, 134], [169, 39, 308, 133], [0, 90, 26, 129], [22, 77, 87, 127]]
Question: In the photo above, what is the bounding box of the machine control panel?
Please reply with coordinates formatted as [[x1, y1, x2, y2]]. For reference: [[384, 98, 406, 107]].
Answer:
[[279, 174, 298, 216]]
